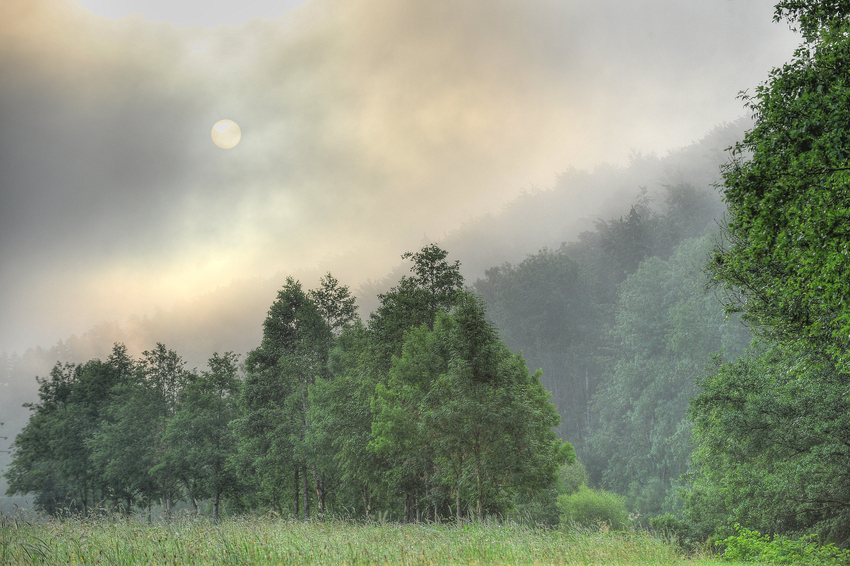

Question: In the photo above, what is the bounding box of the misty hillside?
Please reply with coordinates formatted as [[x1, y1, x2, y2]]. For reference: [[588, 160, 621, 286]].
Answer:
[[1, 120, 745, 511]]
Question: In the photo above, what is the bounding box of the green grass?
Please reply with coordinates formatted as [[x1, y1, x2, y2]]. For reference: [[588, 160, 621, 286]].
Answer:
[[0, 514, 739, 565]]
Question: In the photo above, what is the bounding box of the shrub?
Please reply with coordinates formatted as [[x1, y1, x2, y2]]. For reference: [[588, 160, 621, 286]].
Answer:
[[509, 460, 589, 526], [557, 460, 589, 496], [718, 524, 850, 565], [557, 486, 629, 530]]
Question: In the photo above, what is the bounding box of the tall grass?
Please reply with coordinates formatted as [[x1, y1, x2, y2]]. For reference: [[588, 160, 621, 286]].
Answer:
[[0, 513, 724, 565]]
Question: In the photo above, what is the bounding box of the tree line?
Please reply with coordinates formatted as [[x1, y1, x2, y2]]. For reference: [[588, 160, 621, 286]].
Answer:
[[5, 247, 570, 522], [10, 0, 850, 547]]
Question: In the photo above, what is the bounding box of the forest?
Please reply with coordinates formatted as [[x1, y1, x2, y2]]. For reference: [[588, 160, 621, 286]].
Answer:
[[5, 248, 571, 524], [7, 0, 850, 556]]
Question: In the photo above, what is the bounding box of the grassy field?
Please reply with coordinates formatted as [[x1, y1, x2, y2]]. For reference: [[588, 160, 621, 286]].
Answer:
[[0, 514, 738, 565]]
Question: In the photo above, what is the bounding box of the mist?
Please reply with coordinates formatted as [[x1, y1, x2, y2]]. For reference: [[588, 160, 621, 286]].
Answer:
[[0, 0, 798, 359]]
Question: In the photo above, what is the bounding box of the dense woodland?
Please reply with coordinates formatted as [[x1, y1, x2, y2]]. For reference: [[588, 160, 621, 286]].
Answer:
[[8, 0, 850, 551], [5, 249, 571, 524]]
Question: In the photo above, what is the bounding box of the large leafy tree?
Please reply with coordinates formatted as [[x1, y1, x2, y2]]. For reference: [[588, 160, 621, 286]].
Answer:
[[711, 1, 850, 366], [307, 322, 390, 518], [308, 247, 464, 521], [237, 274, 357, 519], [6, 344, 135, 515], [238, 278, 326, 518], [371, 292, 570, 522], [687, 343, 850, 544], [89, 344, 194, 519], [6, 362, 87, 515], [161, 352, 242, 522], [688, 0, 850, 545]]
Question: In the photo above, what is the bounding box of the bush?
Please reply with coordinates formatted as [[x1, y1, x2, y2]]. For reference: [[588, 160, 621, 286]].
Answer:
[[718, 524, 850, 565], [557, 460, 588, 496], [557, 486, 629, 530], [508, 460, 589, 526]]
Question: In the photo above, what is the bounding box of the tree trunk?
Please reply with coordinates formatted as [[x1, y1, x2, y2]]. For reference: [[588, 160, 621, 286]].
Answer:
[[302, 464, 310, 520], [311, 464, 325, 519], [456, 488, 461, 524], [362, 484, 371, 520], [294, 469, 300, 519], [213, 491, 221, 523], [476, 466, 483, 522]]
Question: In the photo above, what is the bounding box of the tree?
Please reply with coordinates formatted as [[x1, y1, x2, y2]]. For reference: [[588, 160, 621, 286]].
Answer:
[[371, 292, 569, 521], [6, 344, 135, 516], [710, 2, 850, 367], [6, 362, 84, 515], [368, 244, 464, 369], [162, 352, 242, 521], [687, 342, 850, 544], [88, 344, 193, 519], [587, 236, 750, 517], [238, 274, 356, 518], [307, 322, 390, 518]]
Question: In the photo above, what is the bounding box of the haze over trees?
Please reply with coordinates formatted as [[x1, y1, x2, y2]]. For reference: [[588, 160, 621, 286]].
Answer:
[[6, 248, 570, 522], [8, 2, 850, 554]]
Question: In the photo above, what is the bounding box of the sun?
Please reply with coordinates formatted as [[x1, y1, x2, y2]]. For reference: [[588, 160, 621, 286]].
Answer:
[[211, 119, 242, 149]]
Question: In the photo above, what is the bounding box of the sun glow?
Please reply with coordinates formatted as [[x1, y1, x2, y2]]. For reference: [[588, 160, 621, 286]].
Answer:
[[211, 119, 241, 149]]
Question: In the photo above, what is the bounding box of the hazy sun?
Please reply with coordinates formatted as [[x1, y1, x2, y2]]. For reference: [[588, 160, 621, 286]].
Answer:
[[211, 119, 241, 149]]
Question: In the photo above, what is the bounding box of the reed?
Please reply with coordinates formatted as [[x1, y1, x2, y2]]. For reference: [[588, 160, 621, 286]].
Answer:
[[0, 513, 735, 565]]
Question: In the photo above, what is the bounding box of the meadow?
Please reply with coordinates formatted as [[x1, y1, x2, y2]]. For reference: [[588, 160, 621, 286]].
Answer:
[[0, 514, 740, 566]]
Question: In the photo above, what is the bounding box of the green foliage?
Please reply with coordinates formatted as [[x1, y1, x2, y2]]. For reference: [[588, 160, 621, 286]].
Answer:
[[680, 0, 850, 552], [162, 352, 242, 521], [711, 3, 850, 370], [474, 246, 603, 444], [650, 514, 696, 549], [719, 524, 850, 565], [773, 1, 850, 42], [587, 236, 751, 517], [369, 244, 464, 369], [686, 342, 850, 544], [5, 344, 136, 515], [557, 486, 630, 530], [509, 459, 587, 526], [371, 291, 568, 521], [236, 275, 355, 518], [557, 459, 588, 497]]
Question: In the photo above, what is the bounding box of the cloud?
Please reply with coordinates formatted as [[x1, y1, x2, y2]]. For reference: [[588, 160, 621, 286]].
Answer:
[[78, 0, 310, 27], [0, 0, 797, 353]]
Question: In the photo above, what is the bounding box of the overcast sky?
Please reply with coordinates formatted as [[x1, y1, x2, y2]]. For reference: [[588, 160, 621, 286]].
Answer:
[[0, 0, 799, 354]]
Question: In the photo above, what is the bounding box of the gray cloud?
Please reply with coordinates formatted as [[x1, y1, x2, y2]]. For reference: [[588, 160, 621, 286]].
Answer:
[[0, 0, 797, 353], [78, 0, 310, 27]]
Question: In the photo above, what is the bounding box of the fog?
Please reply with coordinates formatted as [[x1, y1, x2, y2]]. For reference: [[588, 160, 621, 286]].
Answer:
[[1, 0, 797, 359]]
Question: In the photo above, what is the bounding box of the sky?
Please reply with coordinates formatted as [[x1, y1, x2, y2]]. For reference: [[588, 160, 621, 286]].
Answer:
[[0, 0, 800, 356]]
